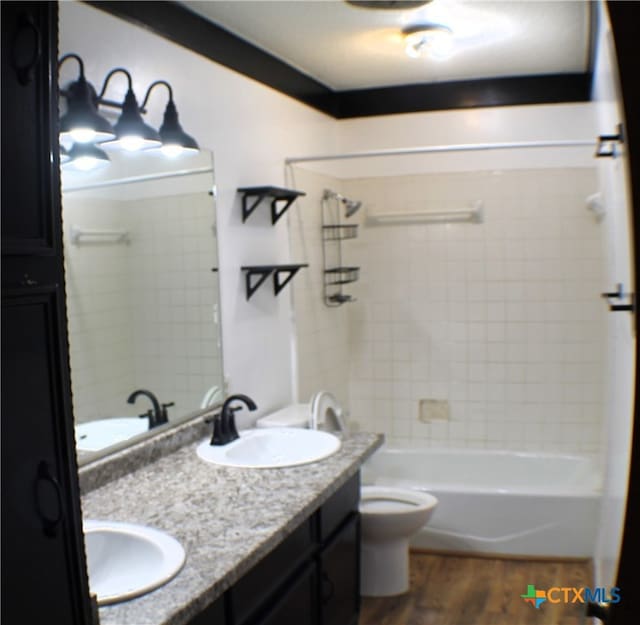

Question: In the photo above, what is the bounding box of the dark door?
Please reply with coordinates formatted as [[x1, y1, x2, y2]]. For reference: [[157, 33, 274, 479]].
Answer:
[[606, 3, 640, 625], [1, 3, 93, 624]]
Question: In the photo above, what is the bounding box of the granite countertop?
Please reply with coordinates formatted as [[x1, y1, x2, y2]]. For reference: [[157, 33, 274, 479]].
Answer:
[[81, 431, 383, 625]]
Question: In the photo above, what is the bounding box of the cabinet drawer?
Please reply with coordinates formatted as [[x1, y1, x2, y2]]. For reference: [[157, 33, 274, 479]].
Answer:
[[319, 473, 360, 543], [231, 517, 315, 624]]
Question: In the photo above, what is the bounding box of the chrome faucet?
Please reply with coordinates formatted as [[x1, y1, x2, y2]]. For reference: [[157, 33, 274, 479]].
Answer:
[[210, 394, 257, 445], [127, 389, 173, 429]]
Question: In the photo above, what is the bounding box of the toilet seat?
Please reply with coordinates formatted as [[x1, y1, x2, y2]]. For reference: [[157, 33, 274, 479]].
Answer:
[[359, 485, 438, 597], [360, 486, 437, 514]]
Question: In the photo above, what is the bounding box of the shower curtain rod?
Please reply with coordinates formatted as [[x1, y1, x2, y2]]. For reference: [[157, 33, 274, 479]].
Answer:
[[285, 139, 595, 165]]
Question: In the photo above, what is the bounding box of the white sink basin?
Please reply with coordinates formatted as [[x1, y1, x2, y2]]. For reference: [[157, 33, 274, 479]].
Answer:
[[75, 418, 149, 452], [196, 427, 341, 468], [84, 520, 185, 605]]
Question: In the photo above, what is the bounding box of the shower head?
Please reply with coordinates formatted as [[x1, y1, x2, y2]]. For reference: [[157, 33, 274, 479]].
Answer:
[[343, 199, 362, 218], [322, 189, 362, 218]]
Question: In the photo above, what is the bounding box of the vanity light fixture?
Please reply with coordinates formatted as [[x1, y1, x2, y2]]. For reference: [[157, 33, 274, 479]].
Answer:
[[403, 23, 454, 60], [58, 54, 116, 145], [59, 54, 201, 166], [141, 81, 199, 157], [99, 68, 162, 152], [64, 142, 111, 172]]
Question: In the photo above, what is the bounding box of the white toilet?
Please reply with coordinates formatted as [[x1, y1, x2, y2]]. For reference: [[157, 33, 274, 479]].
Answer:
[[359, 486, 438, 597]]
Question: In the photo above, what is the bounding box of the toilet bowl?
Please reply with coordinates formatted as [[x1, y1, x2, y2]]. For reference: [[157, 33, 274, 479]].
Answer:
[[359, 486, 438, 597]]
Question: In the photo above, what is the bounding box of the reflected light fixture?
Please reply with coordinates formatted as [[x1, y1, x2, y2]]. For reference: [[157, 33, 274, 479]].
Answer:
[[141, 81, 199, 157], [99, 68, 161, 152], [64, 143, 111, 171], [403, 23, 454, 60], [58, 54, 116, 144]]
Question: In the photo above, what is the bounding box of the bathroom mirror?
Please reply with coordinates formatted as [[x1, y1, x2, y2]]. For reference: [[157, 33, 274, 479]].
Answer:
[[61, 148, 224, 463]]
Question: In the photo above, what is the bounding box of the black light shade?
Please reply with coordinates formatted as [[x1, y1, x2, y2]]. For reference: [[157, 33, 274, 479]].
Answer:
[[158, 100, 199, 157], [103, 89, 161, 152], [59, 76, 116, 144], [64, 142, 110, 171]]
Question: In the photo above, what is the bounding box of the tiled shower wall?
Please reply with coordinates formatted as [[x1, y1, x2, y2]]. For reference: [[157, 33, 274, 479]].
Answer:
[[289, 168, 350, 407], [341, 167, 605, 454], [64, 190, 222, 424]]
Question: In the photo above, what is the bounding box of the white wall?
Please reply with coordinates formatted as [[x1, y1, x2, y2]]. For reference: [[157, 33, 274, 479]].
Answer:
[[60, 1, 338, 425], [592, 1, 635, 588], [331, 103, 596, 179]]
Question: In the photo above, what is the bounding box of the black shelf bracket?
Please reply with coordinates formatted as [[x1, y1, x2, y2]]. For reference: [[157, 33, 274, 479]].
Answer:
[[238, 186, 306, 224], [241, 264, 308, 300], [242, 266, 273, 300], [274, 265, 307, 295]]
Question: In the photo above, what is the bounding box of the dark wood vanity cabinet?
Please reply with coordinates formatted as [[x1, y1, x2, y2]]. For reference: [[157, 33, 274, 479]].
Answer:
[[1, 3, 93, 624], [319, 514, 360, 625], [189, 473, 361, 625]]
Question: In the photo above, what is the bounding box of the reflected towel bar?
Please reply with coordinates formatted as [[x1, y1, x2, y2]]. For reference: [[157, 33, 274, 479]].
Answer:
[[70, 225, 130, 245]]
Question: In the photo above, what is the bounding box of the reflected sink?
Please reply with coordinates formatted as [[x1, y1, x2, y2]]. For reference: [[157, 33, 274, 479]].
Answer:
[[84, 520, 185, 605], [75, 418, 149, 452], [196, 427, 341, 468]]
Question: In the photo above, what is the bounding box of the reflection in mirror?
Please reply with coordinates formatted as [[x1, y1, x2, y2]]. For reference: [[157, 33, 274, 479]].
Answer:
[[61, 149, 224, 462]]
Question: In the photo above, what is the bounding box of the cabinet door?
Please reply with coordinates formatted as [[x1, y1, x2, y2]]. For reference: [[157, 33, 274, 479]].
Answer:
[[1, 288, 93, 624], [252, 562, 318, 625], [320, 514, 360, 625], [1, 1, 60, 255], [1, 3, 93, 624]]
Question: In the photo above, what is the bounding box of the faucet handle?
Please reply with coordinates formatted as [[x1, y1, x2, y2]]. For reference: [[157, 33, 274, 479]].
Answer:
[[224, 406, 242, 442], [158, 401, 174, 426]]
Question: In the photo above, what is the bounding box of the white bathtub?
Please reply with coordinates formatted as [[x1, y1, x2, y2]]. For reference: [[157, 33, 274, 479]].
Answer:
[[361, 447, 602, 558]]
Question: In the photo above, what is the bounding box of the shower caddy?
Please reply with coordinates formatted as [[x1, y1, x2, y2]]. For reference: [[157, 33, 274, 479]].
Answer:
[[322, 192, 359, 307]]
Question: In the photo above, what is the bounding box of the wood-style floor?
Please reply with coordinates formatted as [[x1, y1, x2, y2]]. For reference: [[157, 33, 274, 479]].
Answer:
[[360, 552, 592, 625]]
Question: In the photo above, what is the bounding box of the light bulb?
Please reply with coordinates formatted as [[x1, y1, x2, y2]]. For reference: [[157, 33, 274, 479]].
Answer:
[[69, 127, 97, 143], [72, 156, 101, 171], [119, 135, 145, 152], [161, 143, 183, 158], [404, 24, 454, 60], [428, 30, 454, 59]]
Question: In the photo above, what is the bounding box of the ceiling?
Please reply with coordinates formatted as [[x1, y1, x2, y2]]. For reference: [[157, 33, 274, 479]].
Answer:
[[180, 0, 592, 91]]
